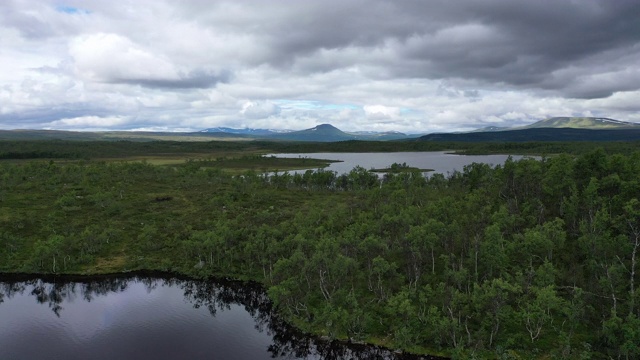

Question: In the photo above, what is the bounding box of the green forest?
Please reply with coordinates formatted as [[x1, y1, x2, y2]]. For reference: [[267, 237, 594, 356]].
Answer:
[[1, 140, 640, 359]]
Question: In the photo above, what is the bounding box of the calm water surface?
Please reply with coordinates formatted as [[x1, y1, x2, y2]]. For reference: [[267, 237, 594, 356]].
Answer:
[[266, 151, 534, 175], [0, 276, 443, 360]]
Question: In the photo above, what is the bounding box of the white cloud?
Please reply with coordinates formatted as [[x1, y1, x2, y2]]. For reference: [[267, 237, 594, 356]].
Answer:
[[363, 105, 401, 120], [47, 115, 129, 130], [0, 0, 638, 132], [69, 33, 179, 84], [240, 100, 281, 119]]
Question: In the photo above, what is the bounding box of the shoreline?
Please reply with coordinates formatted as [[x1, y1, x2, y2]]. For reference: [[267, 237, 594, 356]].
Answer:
[[0, 270, 449, 360]]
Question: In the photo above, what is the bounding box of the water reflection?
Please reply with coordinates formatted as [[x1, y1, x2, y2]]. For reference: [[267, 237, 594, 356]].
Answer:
[[266, 151, 535, 176], [0, 275, 446, 360]]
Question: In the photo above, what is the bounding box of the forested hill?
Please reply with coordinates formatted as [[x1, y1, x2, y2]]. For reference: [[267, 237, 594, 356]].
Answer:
[[419, 127, 640, 142], [524, 117, 640, 129], [421, 117, 640, 142], [1, 147, 640, 358]]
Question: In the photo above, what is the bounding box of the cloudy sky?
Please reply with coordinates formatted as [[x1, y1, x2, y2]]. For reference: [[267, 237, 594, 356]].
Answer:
[[1, 0, 639, 133]]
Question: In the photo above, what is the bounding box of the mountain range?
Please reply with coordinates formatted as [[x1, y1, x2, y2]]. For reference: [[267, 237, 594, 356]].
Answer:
[[199, 127, 292, 136], [200, 124, 411, 141], [199, 117, 640, 142], [1, 117, 639, 142]]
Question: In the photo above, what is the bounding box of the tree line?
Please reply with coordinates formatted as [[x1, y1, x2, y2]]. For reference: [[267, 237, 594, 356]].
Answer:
[[2, 138, 640, 160]]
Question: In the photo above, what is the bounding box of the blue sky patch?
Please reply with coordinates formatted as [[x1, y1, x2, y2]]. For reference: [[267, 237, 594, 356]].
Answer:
[[55, 5, 90, 15]]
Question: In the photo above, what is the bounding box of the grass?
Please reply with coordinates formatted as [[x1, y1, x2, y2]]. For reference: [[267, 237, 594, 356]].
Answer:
[[199, 156, 340, 172], [86, 255, 128, 274], [31, 150, 341, 173], [102, 154, 340, 173]]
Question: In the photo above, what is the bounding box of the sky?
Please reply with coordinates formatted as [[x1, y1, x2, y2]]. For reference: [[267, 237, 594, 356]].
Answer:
[[1, 0, 639, 134]]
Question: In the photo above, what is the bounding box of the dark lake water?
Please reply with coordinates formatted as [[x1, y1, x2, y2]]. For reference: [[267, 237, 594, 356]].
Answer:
[[0, 275, 444, 360], [266, 151, 534, 175]]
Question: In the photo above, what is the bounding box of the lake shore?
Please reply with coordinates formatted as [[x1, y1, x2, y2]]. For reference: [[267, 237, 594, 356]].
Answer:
[[0, 270, 449, 360]]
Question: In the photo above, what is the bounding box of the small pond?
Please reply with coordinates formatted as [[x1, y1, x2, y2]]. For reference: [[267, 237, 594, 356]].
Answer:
[[0, 275, 446, 360]]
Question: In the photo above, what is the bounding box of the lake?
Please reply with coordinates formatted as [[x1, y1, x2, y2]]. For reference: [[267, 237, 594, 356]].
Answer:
[[265, 151, 535, 175], [0, 275, 444, 360]]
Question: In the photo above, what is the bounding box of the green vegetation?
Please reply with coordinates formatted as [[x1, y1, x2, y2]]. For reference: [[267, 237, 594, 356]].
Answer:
[[370, 162, 433, 173], [2, 140, 640, 358], [2, 138, 640, 161], [524, 117, 639, 129], [185, 155, 340, 173], [0, 129, 255, 142]]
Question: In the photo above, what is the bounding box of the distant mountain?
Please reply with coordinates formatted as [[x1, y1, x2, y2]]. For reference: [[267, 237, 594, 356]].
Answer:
[[440, 116, 640, 142], [198, 125, 411, 141], [348, 130, 410, 140], [419, 128, 640, 142], [470, 126, 510, 132], [468, 117, 640, 133], [270, 124, 358, 141], [199, 127, 292, 135], [523, 117, 640, 129]]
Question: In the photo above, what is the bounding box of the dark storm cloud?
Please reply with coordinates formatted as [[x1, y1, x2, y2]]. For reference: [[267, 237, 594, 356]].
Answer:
[[407, 1, 640, 97], [415, 0, 640, 93], [212, 0, 640, 98], [113, 70, 232, 90]]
